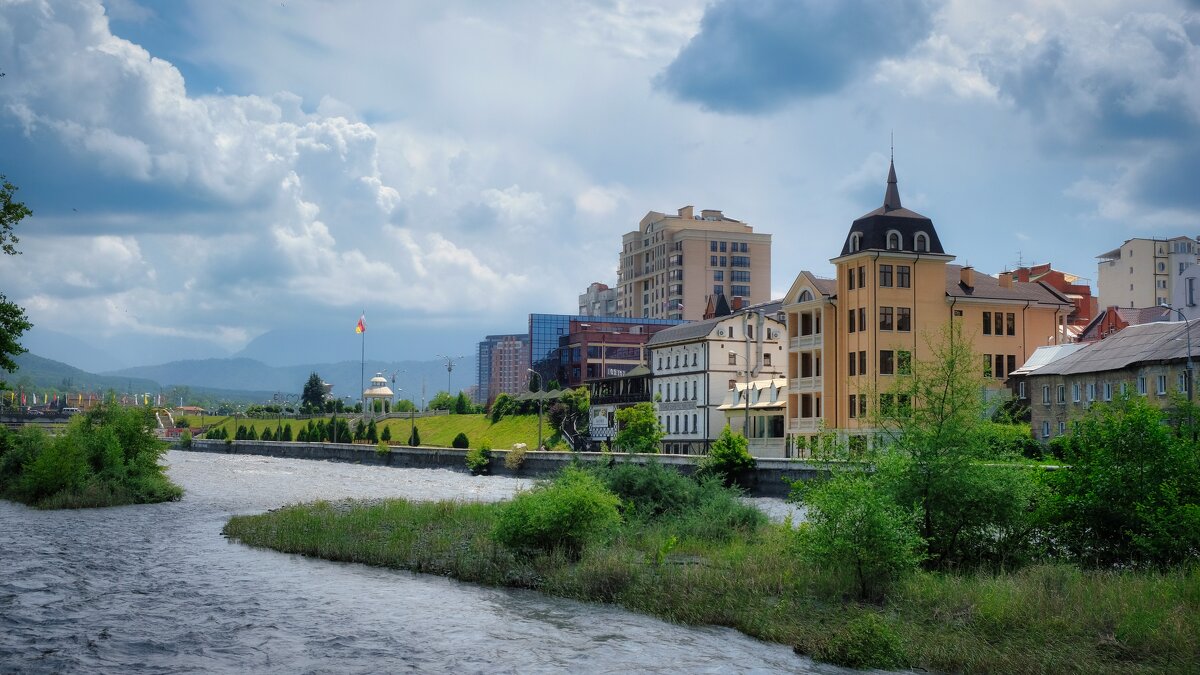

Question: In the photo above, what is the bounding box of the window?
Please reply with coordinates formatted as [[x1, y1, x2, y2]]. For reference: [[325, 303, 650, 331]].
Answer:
[[1158, 374, 1168, 395], [915, 232, 929, 252], [1181, 371, 1191, 395], [657, 357, 662, 370], [1018, 381, 1027, 399], [1057, 384, 1065, 403], [849, 352, 857, 376], [731, 270, 750, 283], [710, 255, 718, 266], [983, 312, 992, 335], [1189, 277, 1196, 307], [898, 350, 912, 375], [897, 307, 911, 332], [859, 351, 867, 375], [984, 354, 992, 377], [879, 264, 893, 287], [849, 232, 862, 252], [1137, 376, 1147, 395], [1042, 421, 1050, 438], [762, 352, 773, 367], [713, 271, 724, 281], [860, 394, 867, 416], [1042, 385, 1050, 405], [897, 265, 911, 288], [858, 308, 866, 332], [1087, 383, 1095, 403], [880, 306, 894, 330], [692, 353, 698, 367], [713, 285, 723, 296], [692, 413, 697, 432], [719, 241, 727, 252], [849, 394, 857, 418], [731, 256, 750, 268], [674, 355, 680, 368], [710, 241, 717, 252], [995, 354, 1004, 379], [1007, 355, 1016, 376], [728, 353, 737, 365], [720, 256, 727, 267], [848, 268, 856, 290], [857, 266, 865, 288], [887, 231, 901, 250], [1007, 313, 1016, 336], [1104, 382, 1113, 401], [1072, 383, 1080, 403], [879, 350, 894, 375], [731, 285, 750, 296], [1121, 382, 1128, 395], [1058, 421, 1066, 435], [728, 379, 736, 392]]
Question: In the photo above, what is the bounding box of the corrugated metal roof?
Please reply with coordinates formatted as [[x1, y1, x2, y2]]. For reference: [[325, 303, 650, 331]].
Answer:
[[1011, 343, 1089, 375], [1032, 321, 1195, 376]]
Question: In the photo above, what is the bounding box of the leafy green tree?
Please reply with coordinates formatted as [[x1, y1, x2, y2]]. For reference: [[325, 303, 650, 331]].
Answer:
[[394, 399, 416, 413], [695, 425, 756, 487], [429, 391, 455, 411], [1044, 394, 1200, 568], [548, 387, 591, 450], [614, 402, 663, 454], [0, 176, 32, 387], [870, 322, 1042, 569], [301, 372, 325, 412], [796, 470, 924, 601], [490, 393, 513, 422]]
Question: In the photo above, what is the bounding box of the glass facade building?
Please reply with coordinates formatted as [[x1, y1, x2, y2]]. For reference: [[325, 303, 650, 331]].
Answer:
[[528, 314, 684, 389]]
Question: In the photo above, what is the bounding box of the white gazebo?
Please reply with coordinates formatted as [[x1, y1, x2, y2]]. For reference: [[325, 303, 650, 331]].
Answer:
[[363, 373, 394, 416]]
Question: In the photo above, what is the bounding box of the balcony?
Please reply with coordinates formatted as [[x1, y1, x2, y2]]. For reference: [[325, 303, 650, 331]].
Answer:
[[790, 334, 821, 351], [788, 376, 821, 393]]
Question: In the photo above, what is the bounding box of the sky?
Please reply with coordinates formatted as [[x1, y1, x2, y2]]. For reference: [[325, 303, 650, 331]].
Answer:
[[1, 0, 1198, 372]]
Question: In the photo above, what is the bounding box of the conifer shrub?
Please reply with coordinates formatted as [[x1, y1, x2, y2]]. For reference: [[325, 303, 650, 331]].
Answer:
[[380, 426, 391, 443], [452, 432, 469, 448], [408, 425, 421, 447]]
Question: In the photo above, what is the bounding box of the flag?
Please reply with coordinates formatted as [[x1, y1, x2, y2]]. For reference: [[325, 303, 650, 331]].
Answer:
[[356, 313, 366, 334]]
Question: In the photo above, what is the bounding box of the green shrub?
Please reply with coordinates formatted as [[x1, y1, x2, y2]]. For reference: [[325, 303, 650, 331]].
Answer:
[[551, 439, 570, 452], [694, 425, 756, 487], [409, 425, 421, 447], [504, 443, 527, 471], [376, 441, 390, 457], [178, 430, 192, 448], [812, 612, 907, 670], [596, 460, 699, 519], [492, 467, 621, 557], [380, 426, 391, 442], [465, 444, 492, 474], [452, 432, 469, 449], [175, 416, 190, 428], [796, 471, 924, 601]]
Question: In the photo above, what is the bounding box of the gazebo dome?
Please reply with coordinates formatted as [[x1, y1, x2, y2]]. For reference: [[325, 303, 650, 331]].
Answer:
[[363, 372, 394, 399]]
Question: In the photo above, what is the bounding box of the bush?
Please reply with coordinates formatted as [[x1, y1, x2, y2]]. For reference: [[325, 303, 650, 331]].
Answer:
[[504, 443, 527, 471], [492, 467, 621, 558], [409, 425, 421, 447], [465, 445, 492, 474], [178, 430, 192, 448], [376, 441, 390, 457], [695, 425, 756, 487], [452, 432, 470, 449], [795, 471, 924, 601], [380, 426, 391, 443], [811, 612, 908, 670], [175, 416, 190, 428]]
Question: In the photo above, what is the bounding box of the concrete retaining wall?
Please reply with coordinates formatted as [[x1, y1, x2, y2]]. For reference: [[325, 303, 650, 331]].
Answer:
[[184, 439, 833, 497]]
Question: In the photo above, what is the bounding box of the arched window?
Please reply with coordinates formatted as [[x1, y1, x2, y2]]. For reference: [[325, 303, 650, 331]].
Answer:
[[887, 231, 901, 250], [849, 232, 862, 253], [914, 232, 929, 252], [798, 289, 813, 302]]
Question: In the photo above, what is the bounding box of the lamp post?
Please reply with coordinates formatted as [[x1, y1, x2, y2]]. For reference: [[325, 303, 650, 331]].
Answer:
[[437, 354, 464, 398], [527, 367, 544, 450]]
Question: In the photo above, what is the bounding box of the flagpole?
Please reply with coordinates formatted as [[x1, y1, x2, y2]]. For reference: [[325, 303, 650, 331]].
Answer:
[[360, 309, 366, 413]]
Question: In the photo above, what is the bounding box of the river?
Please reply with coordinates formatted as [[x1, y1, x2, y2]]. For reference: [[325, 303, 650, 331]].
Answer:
[[0, 451, 840, 673]]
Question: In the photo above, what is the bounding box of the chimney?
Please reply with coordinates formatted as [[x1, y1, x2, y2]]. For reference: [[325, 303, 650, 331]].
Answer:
[[731, 296, 745, 311], [998, 271, 1013, 288], [677, 205, 694, 219], [700, 209, 724, 220], [961, 266, 976, 289]]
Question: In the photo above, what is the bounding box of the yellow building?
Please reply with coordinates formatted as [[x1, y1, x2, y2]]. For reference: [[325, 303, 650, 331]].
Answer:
[[782, 161, 1073, 453]]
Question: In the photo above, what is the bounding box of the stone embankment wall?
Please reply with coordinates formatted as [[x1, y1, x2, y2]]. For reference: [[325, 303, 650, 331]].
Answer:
[[184, 439, 831, 498]]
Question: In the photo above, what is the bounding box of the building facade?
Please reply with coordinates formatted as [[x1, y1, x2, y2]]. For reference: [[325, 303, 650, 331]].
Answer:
[[474, 333, 530, 405], [782, 161, 1073, 453], [616, 206, 771, 322], [578, 282, 619, 317], [719, 377, 788, 458], [1008, 321, 1195, 441], [1097, 236, 1200, 310], [527, 314, 683, 391], [646, 304, 785, 455], [586, 364, 652, 448]]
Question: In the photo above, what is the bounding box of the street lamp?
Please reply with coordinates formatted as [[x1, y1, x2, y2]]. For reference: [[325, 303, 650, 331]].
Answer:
[[436, 354, 464, 397], [1161, 303, 1195, 401], [527, 367, 544, 450], [728, 351, 753, 437]]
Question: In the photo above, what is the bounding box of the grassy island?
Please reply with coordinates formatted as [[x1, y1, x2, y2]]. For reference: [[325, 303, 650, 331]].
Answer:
[[0, 402, 182, 509], [223, 461, 1198, 673]]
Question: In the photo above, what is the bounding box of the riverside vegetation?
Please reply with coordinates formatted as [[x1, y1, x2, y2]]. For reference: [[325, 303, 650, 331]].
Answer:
[[0, 401, 182, 508], [224, 324, 1199, 672]]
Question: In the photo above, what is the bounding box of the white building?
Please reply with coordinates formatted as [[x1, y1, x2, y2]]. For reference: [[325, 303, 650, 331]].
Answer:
[[646, 302, 786, 455], [719, 376, 788, 458]]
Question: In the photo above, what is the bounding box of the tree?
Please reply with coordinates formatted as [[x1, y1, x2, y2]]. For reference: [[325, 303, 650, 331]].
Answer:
[[548, 386, 590, 450], [428, 391, 455, 411], [695, 425, 756, 487], [869, 322, 1042, 569], [0, 176, 32, 387], [366, 419, 378, 444], [301, 373, 325, 412], [614, 402, 663, 454], [394, 399, 416, 413], [408, 425, 421, 447], [453, 392, 470, 414], [380, 426, 391, 443], [528, 371, 541, 392]]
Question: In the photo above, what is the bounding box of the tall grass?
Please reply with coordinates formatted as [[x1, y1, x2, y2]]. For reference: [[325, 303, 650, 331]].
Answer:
[[223, 464, 1200, 672]]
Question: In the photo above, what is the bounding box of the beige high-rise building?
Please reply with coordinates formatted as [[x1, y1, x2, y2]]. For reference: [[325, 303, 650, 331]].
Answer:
[[1097, 236, 1200, 309], [616, 206, 771, 322]]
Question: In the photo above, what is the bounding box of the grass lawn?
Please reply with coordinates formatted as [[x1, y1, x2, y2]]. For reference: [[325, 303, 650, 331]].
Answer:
[[211, 414, 548, 449]]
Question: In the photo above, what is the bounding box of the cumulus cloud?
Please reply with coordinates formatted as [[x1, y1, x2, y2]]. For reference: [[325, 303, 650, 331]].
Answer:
[[657, 0, 937, 113]]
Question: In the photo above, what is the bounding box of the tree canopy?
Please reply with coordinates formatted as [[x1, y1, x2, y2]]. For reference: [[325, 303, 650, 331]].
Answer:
[[301, 372, 324, 411], [0, 176, 31, 385]]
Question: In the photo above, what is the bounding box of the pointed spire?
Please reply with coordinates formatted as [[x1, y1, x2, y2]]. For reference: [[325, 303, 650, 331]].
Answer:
[[883, 158, 902, 212]]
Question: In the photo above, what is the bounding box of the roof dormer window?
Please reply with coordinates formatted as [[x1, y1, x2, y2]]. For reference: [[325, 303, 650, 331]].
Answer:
[[914, 232, 929, 252], [849, 232, 863, 253], [887, 231, 901, 250]]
